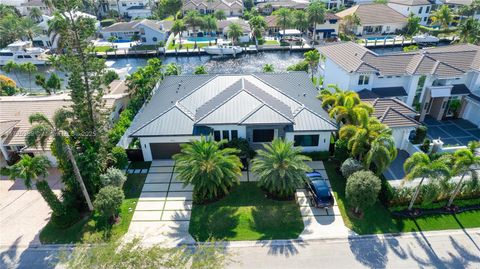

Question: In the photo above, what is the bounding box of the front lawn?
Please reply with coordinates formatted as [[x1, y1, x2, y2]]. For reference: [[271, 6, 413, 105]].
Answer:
[[131, 45, 159, 51], [40, 167, 148, 244], [189, 182, 304, 241], [167, 43, 209, 50], [94, 46, 115, 52], [325, 161, 480, 234]]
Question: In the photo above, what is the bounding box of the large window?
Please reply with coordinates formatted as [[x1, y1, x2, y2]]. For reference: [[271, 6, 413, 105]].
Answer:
[[222, 130, 230, 141], [231, 130, 238, 140], [253, 129, 274, 143], [294, 135, 319, 147], [358, 75, 370, 85], [213, 130, 221, 141]]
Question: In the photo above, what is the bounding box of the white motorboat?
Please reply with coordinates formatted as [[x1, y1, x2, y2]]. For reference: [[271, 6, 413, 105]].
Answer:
[[413, 34, 440, 43], [0, 41, 50, 65], [204, 45, 243, 56]]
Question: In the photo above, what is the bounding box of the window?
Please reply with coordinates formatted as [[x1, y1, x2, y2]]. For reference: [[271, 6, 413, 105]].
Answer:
[[423, 17, 427, 22], [152, 37, 157, 42], [122, 3, 126, 6], [252, 129, 274, 143], [294, 135, 319, 147], [425, 6, 430, 13], [222, 130, 230, 141], [213, 130, 221, 141], [358, 75, 369, 85], [418, 7, 423, 14], [231, 130, 238, 140]]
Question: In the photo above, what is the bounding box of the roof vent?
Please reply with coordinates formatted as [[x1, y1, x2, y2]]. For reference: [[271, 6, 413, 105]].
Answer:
[[303, 93, 307, 97]]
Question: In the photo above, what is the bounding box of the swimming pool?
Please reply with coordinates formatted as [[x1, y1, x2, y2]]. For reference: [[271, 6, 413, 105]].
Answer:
[[366, 36, 396, 41], [187, 36, 217, 42], [113, 39, 134, 43]]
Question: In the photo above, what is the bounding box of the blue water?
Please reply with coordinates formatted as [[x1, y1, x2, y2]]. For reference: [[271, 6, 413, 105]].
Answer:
[[187, 36, 217, 42], [114, 39, 133, 43], [366, 36, 396, 41]]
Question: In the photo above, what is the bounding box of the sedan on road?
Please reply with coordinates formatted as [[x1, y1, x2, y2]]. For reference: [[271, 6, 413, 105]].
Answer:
[[305, 172, 334, 208]]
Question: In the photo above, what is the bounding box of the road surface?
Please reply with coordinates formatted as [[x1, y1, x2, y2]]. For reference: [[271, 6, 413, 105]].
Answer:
[[1, 229, 479, 269]]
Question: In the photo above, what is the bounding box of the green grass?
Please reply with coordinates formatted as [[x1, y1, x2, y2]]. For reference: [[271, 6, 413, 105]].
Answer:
[[131, 45, 158, 51], [264, 40, 280, 45], [189, 182, 304, 241], [40, 165, 148, 244], [325, 161, 480, 235], [167, 43, 210, 50], [94, 46, 115, 52]]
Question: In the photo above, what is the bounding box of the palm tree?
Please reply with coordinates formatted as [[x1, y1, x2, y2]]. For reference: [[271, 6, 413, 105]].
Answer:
[[403, 152, 451, 211], [214, 10, 226, 20], [307, 0, 326, 41], [173, 136, 243, 203], [303, 49, 321, 80], [431, 5, 453, 30], [29, 7, 43, 23], [42, 0, 55, 14], [446, 142, 480, 207], [2, 61, 24, 88], [202, 15, 217, 37], [18, 63, 37, 92], [164, 63, 181, 75], [262, 64, 274, 73], [3, 155, 66, 216], [340, 14, 361, 36], [458, 18, 480, 45], [227, 22, 243, 45], [294, 10, 309, 36], [25, 110, 94, 211], [193, 65, 207, 74], [184, 10, 203, 39], [248, 15, 267, 43], [274, 8, 292, 36], [0, 14, 24, 47], [319, 85, 373, 124], [21, 17, 42, 42], [171, 19, 186, 48], [365, 135, 397, 174], [251, 138, 312, 199]]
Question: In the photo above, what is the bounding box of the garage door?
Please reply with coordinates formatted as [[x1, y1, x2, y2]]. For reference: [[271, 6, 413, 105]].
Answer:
[[150, 143, 181, 159]]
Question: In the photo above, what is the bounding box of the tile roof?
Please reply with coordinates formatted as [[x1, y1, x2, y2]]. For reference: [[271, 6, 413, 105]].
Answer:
[[363, 98, 419, 128], [379, 107, 420, 128], [336, 4, 407, 25], [443, 0, 473, 5], [0, 120, 19, 136], [257, 0, 307, 9], [129, 73, 337, 137], [318, 42, 480, 77], [101, 19, 171, 33], [388, 0, 433, 5], [217, 19, 251, 33]]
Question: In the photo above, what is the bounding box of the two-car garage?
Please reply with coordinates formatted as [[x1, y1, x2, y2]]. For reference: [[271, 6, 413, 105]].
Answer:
[[149, 143, 182, 160]]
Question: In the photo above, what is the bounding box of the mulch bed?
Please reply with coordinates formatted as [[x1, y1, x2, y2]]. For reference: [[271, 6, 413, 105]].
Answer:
[[392, 204, 480, 218]]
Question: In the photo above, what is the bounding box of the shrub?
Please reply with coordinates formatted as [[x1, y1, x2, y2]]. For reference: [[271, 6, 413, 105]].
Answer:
[[100, 167, 127, 188], [345, 170, 382, 215], [100, 19, 115, 27], [302, 151, 329, 161], [111, 146, 129, 169], [286, 60, 308, 72], [378, 177, 394, 206], [224, 138, 255, 159], [340, 158, 364, 179], [94, 186, 125, 221], [420, 139, 430, 153], [103, 70, 119, 85], [411, 126, 427, 144], [51, 207, 80, 228], [334, 139, 349, 163]]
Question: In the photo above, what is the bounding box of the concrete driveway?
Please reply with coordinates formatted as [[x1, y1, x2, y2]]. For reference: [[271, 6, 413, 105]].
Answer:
[[0, 169, 62, 248]]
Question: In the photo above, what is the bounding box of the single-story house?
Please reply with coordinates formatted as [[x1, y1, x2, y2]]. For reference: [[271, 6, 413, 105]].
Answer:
[[0, 80, 129, 165], [99, 19, 173, 45], [126, 73, 337, 160], [183, 0, 243, 17], [217, 18, 251, 42], [336, 3, 408, 36]]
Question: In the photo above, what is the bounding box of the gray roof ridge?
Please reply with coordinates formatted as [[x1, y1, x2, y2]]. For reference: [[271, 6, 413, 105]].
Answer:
[[175, 101, 195, 120], [297, 106, 337, 129], [409, 53, 425, 75], [130, 106, 177, 136], [177, 74, 218, 104], [250, 73, 304, 108], [239, 103, 294, 124], [237, 103, 266, 124]]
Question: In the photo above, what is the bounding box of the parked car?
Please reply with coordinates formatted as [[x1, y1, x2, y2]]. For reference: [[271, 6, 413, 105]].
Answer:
[[305, 172, 334, 208]]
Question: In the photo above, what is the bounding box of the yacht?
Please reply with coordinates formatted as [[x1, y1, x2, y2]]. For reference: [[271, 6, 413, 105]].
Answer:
[[413, 34, 440, 44], [204, 44, 243, 56], [0, 41, 50, 65]]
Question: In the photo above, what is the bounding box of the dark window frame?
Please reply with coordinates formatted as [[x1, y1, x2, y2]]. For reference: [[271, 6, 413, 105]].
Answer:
[[213, 130, 221, 141], [231, 130, 238, 140], [252, 129, 275, 143], [294, 135, 320, 147]]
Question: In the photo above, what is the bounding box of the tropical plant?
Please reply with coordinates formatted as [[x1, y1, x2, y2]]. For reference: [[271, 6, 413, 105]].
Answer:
[[0, 74, 17, 96], [100, 167, 127, 188], [0, 14, 24, 47], [35, 73, 61, 94], [430, 5, 453, 30], [457, 17, 480, 45], [18, 62, 37, 92], [339, 14, 360, 36], [345, 170, 381, 215], [29, 7, 43, 22], [248, 15, 268, 42], [171, 19, 186, 46], [184, 10, 203, 38], [307, 0, 326, 40], [287, 60, 309, 71], [2, 61, 24, 88], [164, 63, 181, 76], [202, 15, 217, 37], [293, 10, 309, 34], [110, 146, 128, 169], [403, 152, 451, 211], [262, 64, 274, 73], [214, 10, 227, 20], [340, 158, 364, 179], [274, 8, 292, 36], [21, 17, 42, 42], [303, 49, 323, 80], [251, 138, 312, 199], [244, 0, 254, 10], [194, 65, 208, 74], [411, 125, 427, 144], [94, 186, 124, 222], [227, 22, 243, 45], [173, 136, 243, 203], [405, 13, 421, 36], [25, 109, 94, 211], [334, 138, 350, 163], [159, 0, 182, 19], [447, 142, 480, 207], [365, 135, 397, 174], [420, 139, 430, 153], [103, 70, 119, 85]]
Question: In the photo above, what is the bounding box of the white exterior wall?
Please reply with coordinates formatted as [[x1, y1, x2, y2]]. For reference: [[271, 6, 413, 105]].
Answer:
[[127, 9, 152, 19], [285, 132, 332, 152], [314, 21, 340, 39], [387, 3, 432, 25], [138, 24, 168, 44], [392, 127, 415, 150], [322, 59, 352, 90], [139, 136, 199, 161], [462, 101, 480, 128], [357, 22, 407, 35], [207, 125, 247, 139]]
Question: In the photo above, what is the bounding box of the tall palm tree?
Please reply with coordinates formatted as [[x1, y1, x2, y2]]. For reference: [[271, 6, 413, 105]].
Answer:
[[227, 22, 243, 45], [431, 5, 453, 30], [274, 8, 292, 36], [0, 14, 24, 47], [307, 0, 325, 41], [319, 85, 361, 111], [202, 15, 217, 37], [3, 155, 66, 216], [25, 110, 94, 211], [458, 18, 480, 45], [21, 17, 42, 42], [303, 49, 321, 80], [42, 0, 55, 14], [293, 10, 309, 36], [403, 152, 451, 211], [18, 63, 37, 92], [184, 10, 203, 39], [447, 141, 480, 207], [251, 138, 312, 199], [248, 15, 267, 43], [173, 136, 243, 203], [2, 61, 24, 88], [171, 19, 186, 48], [29, 7, 43, 23], [214, 10, 226, 20], [365, 135, 397, 174]]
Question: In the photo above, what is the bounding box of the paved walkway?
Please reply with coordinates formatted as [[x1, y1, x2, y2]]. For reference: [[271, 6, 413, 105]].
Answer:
[[425, 117, 480, 147]]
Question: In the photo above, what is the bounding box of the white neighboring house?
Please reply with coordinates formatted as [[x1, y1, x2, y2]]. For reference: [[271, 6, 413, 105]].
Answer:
[[387, 0, 434, 26], [217, 18, 251, 42], [336, 3, 408, 36], [318, 41, 480, 123], [441, 0, 480, 20], [460, 92, 480, 128], [100, 0, 152, 19], [123, 73, 337, 161], [313, 13, 341, 40], [19, 0, 52, 16], [183, 0, 244, 17], [99, 19, 173, 45], [0, 80, 129, 165]]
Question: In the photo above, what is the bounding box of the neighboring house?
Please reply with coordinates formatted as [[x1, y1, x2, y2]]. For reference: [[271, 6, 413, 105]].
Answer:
[[387, 0, 433, 25], [441, 0, 480, 20], [312, 13, 341, 40], [125, 73, 337, 161], [183, 0, 243, 17], [217, 18, 251, 42], [99, 19, 173, 45], [363, 98, 420, 150], [318, 41, 480, 124], [336, 4, 408, 36], [20, 0, 52, 16], [125, 5, 152, 19], [257, 0, 307, 15], [101, 0, 152, 19], [0, 80, 129, 165], [459, 92, 480, 128]]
